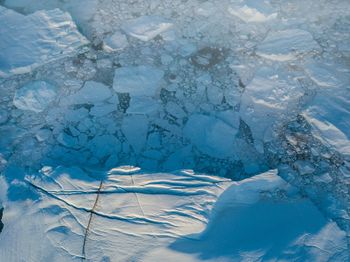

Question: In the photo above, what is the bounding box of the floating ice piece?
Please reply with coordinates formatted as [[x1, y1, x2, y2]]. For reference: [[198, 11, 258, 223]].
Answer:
[[90, 104, 116, 117], [0, 6, 88, 77], [113, 66, 164, 96], [184, 114, 237, 158], [305, 62, 341, 87], [294, 160, 315, 175], [103, 31, 129, 52], [62, 81, 112, 105], [13, 81, 57, 113], [121, 16, 173, 41], [240, 67, 303, 142], [122, 115, 149, 153], [228, 0, 277, 23], [127, 97, 160, 115], [257, 29, 320, 61], [302, 85, 350, 157]]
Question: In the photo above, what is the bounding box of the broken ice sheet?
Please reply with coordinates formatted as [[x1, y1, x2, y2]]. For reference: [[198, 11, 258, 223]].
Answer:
[[0, 6, 88, 77]]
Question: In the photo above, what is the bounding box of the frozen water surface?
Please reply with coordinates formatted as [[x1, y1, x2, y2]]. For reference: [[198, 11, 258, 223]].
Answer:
[[0, 0, 349, 261]]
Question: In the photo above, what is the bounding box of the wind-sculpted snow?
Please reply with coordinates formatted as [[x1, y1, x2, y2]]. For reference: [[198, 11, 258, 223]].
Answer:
[[0, 167, 348, 261], [0, 7, 88, 77], [0, 0, 350, 260]]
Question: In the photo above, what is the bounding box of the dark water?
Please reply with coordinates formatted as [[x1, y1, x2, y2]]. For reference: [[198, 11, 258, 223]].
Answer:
[[0, 207, 3, 233]]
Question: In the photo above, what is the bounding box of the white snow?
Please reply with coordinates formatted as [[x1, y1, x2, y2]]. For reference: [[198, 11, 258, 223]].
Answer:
[[239, 66, 303, 142], [303, 88, 350, 157], [228, 0, 277, 23], [0, 6, 88, 77], [121, 16, 173, 41], [13, 81, 58, 113], [257, 29, 321, 61]]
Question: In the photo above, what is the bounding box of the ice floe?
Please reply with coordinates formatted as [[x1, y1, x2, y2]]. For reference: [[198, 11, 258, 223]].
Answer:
[[0, 6, 88, 77], [121, 16, 173, 41], [113, 65, 164, 96], [184, 114, 238, 159], [13, 81, 57, 113], [257, 29, 321, 61]]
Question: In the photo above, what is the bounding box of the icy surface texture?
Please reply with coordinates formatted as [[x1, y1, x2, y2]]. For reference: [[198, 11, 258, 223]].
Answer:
[[0, 6, 88, 77], [0, 0, 350, 260], [0, 168, 348, 261]]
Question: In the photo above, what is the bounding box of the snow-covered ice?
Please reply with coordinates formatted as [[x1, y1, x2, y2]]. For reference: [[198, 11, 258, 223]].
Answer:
[[121, 16, 173, 41], [0, 6, 88, 77], [257, 29, 321, 61], [13, 81, 58, 113], [113, 65, 164, 96]]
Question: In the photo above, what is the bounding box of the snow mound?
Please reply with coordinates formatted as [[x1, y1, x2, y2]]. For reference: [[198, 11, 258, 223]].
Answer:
[[0, 6, 88, 77]]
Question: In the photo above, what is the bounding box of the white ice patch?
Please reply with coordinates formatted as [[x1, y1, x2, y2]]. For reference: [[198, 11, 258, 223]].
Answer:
[[13, 81, 57, 113], [121, 16, 173, 41], [257, 29, 320, 61], [240, 67, 303, 143], [184, 114, 238, 159], [0, 6, 88, 77], [228, 0, 277, 23], [113, 66, 164, 96], [103, 31, 129, 52], [303, 87, 350, 157]]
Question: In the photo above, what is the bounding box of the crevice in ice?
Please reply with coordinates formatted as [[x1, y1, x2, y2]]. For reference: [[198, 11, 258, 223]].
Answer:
[[0, 207, 3, 233], [82, 180, 103, 260]]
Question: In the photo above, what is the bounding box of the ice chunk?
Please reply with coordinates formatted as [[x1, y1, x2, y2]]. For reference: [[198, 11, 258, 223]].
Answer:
[[13, 81, 57, 113], [90, 104, 116, 117], [0, 6, 88, 77], [127, 97, 160, 115], [62, 81, 112, 105], [122, 115, 149, 153], [121, 16, 173, 41], [228, 0, 277, 23], [303, 88, 350, 157], [305, 62, 341, 87], [113, 66, 164, 96], [240, 67, 303, 142], [184, 114, 237, 158], [103, 31, 129, 52], [257, 29, 320, 61]]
